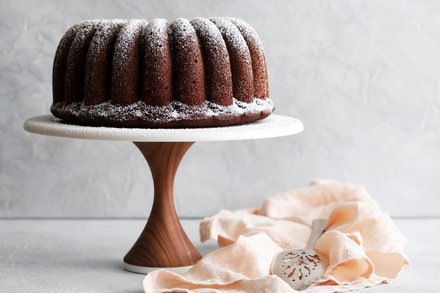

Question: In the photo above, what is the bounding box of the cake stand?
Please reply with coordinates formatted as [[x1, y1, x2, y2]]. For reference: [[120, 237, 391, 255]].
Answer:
[[23, 114, 303, 274]]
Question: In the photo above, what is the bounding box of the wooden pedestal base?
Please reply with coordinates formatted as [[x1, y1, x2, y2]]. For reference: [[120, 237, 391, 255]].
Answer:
[[24, 114, 303, 273], [123, 142, 202, 270]]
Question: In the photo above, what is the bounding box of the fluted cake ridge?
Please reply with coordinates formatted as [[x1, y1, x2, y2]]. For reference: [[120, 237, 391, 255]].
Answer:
[[51, 17, 274, 127]]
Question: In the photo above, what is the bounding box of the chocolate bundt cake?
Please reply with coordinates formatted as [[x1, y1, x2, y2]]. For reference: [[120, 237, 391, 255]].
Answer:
[[51, 18, 274, 127]]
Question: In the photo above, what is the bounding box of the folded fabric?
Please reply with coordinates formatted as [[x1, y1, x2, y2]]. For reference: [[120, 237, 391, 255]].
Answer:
[[143, 180, 409, 292]]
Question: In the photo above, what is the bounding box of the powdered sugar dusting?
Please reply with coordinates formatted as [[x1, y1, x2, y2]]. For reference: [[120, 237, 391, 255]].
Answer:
[[189, 18, 233, 104], [144, 18, 168, 49], [113, 19, 146, 68], [52, 97, 274, 125], [209, 17, 250, 62], [87, 20, 125, 62], [191, 18, 225, 54], [227, 17, 269, 99], [171, 18, 196, 42], [53, 17, 272, 127], [74, 20, 102, 43], [228, 18, 264, 53], [56, 24, 80, 52]]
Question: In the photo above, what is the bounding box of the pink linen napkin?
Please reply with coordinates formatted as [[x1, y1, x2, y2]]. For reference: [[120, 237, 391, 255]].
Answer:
[[143, 180, 409, 292]]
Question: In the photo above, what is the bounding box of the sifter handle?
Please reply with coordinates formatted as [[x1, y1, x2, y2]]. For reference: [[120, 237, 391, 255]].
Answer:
[[305, 219, 328, 249]]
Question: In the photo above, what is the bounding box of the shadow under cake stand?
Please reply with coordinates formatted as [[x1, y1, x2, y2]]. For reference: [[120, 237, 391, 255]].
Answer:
[[24, 114, 303, 274]]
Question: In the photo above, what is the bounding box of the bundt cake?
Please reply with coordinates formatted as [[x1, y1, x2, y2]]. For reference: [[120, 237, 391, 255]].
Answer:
[[51, 17, 274, 127]]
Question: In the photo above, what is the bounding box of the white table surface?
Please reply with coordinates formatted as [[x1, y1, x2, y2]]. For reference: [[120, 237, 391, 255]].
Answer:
[[0, 218, 437, 292]]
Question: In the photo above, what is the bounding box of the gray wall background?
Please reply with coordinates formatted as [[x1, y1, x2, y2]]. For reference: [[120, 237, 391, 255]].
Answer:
[[1, 0, 439, 218]]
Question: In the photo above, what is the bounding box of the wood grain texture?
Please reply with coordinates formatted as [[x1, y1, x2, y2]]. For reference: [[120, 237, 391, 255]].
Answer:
[[124, 141, 201, 267]]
